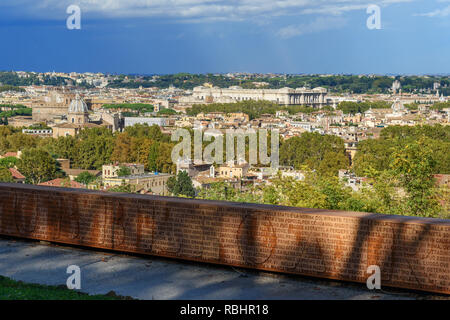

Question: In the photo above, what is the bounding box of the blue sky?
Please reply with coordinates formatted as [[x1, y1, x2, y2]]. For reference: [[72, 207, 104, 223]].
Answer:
[[0, 0, 449, 75]]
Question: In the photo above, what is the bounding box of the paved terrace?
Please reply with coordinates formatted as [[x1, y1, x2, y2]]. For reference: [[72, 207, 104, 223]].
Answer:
[[0, 237, 445, 300]]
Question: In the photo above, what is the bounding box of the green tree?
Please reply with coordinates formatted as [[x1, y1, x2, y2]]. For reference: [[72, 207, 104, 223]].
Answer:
[[155, 142, 176, 173], [111, 133, 132, 163], [73, 128, 115, 170], [317, 151, 349, 177], [315, 176, 353, 210], [197, 182, 235, 201], [0, 156, 18, 168], [337, 101, 391, 114], [167, 171, 196, 197], [197, 182, 259, 203], [17, 148, 59, 184], [108, 183, 136, 193], [116, 166, 131, 177], [74, 172, 97, 185], [42, 135, 77, 162], [124, 124, 168, 142], [157, 108, 178, 116], [280, 132, 348, 175], [187, 100, 281, 120], [389, 138, 441, 217], [353, 138, 395, 177], [353, 125, 450, 175], [148, 142, 159, 172], [270, 177, 328, 209], [3, 132, 39, 153], [0, 167, 13, 183]]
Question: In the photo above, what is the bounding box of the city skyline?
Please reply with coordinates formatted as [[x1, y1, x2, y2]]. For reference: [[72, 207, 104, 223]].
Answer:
[[0, 1, 449, 304], [1, 1, 450, 74], [4, 70, 450, 77]]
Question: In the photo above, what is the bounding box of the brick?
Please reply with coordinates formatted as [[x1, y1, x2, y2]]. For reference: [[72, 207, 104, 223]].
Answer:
[[0, 183, 449, 295]]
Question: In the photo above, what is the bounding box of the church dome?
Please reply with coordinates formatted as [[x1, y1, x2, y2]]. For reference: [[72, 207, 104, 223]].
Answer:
[[68, 94, 88, 113]]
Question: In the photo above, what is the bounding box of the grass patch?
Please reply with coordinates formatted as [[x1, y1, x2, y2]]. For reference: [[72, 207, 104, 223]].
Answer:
[[0, 275, 120, 300]]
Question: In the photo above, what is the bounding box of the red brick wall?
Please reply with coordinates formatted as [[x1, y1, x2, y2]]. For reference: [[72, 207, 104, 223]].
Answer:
[[0, 183, 449, 295]]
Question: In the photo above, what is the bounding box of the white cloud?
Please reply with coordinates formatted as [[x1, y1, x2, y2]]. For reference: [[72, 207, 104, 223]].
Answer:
[[415, 5, 450, 17], [0, 0, 414, 22], [277, 16, 347, 39]]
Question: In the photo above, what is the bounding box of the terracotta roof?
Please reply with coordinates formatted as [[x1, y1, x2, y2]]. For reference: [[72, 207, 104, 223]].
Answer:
[[38, 178, 84, 188], [8, 168, 25, 180], [1, 152, 18, 158]]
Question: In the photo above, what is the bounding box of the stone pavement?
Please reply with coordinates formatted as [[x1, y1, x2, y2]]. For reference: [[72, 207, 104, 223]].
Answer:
[[0, 237, 444, 300]]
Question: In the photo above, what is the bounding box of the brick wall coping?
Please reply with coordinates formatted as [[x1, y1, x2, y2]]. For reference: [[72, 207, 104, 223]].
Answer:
[[1, 182, 448, 225]]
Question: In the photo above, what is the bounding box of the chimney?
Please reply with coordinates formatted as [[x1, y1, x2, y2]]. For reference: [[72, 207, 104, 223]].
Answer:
[[57, 159, 71, 170]]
